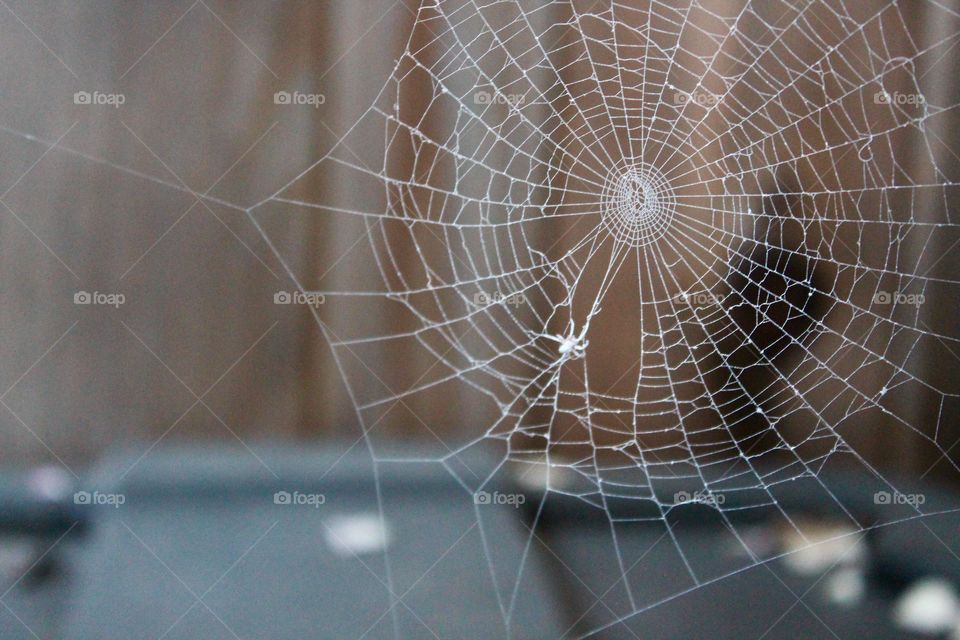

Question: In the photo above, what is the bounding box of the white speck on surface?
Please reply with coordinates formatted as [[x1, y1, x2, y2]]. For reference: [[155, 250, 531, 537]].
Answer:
[[781, 522, 865, 575], [893, 577, 960, 635], [512, 457, 573, 492], [824, 567, 865, 607], [726, 525, 778, 558], [28, 465, 73, 502], [0, 538, 35, 580], [324, 513, 390, 557]]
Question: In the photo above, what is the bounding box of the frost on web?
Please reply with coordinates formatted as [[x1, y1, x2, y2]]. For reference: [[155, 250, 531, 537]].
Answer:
[[253, 0, 960, 633]]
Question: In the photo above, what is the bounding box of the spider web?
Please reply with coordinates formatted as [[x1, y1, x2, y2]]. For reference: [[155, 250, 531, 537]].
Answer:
[[237, 0, 960, 635], [4, 0, 960, 636]]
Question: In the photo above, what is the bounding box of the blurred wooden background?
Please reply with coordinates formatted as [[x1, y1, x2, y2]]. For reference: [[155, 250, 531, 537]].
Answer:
[[0, 0, 957, 484]]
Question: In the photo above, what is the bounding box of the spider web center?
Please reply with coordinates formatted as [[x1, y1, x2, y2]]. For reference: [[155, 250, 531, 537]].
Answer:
[[601, 163, 676, 248]]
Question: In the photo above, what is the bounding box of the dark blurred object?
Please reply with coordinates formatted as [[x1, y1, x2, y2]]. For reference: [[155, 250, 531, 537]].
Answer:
[[0, 466, 79, 536]]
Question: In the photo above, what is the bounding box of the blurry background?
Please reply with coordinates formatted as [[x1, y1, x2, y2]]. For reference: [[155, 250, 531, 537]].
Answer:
[[0, 0, 414, 466], [0, 0, 957, 479]]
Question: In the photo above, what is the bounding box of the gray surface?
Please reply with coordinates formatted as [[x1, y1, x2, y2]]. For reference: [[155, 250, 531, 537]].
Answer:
[[0, 537, 75, 640], [5, 447, 959, 638], [59, 446, 564, 639]]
